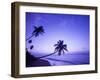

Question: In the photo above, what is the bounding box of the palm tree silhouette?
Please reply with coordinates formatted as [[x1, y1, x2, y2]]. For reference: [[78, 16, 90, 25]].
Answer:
[[54, 40, 68, 56], [26, 26, 45, 41], [37, 40, 68, 58], [26, 26, 45, 50]]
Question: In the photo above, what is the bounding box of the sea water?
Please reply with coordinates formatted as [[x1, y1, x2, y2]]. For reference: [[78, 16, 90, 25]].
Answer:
[[31, 51, 89, 66]]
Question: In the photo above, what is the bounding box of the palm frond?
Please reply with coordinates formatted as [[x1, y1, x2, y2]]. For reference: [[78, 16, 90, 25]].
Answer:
[[54, 40, 68, 56]]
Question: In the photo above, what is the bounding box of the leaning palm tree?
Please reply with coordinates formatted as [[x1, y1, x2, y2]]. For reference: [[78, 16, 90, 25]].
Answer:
[[54, 40, 68, 56], [26, 26, 45, 41], [37, 40, 68, 58], [26, 26, 45, 52]]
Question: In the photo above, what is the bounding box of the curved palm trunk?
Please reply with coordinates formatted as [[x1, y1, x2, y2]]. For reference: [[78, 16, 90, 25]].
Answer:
[[26, 34, 34, 41], [37, 52, 56, 59]]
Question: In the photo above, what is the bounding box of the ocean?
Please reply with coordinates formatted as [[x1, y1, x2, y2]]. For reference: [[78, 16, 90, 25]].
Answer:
[[30, 51, 90, 66]]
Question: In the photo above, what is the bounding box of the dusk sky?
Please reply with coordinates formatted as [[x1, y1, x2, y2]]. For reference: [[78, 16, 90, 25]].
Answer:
[[26, 12, 90, 54]]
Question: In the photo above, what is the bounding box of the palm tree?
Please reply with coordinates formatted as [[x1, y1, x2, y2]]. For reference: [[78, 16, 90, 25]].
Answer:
[[26, 26, 45, 41], [26, 26, 45, 50], [54, 40, 68, 56], [37, 40, 68, 58]]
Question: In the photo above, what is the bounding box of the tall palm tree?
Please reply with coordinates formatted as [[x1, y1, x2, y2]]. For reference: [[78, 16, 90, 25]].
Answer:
[[37, 40, 68, 59], [54, 40, 68, 56], [26, 26, 45, 41]]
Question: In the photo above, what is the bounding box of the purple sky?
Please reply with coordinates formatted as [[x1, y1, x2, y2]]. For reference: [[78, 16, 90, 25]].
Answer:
[[26, 12, 90, 54]]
